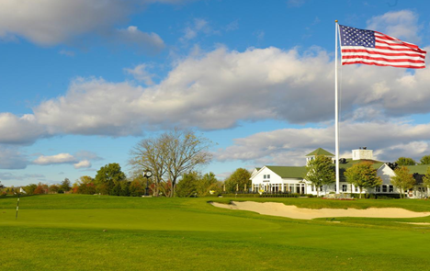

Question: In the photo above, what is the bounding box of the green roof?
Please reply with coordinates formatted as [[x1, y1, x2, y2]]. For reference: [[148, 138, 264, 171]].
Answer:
[[266, 166, 307, 179], [338, 159, 384, 170], [338, 159, 384, 181], [406, 165, 430, 175], [306, 148, 334, 157]]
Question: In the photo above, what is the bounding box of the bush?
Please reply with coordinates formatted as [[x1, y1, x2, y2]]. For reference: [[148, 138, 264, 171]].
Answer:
[[0, 192, 7, 197], [350, 193, 401, 199], [57, 189, 64, 194]]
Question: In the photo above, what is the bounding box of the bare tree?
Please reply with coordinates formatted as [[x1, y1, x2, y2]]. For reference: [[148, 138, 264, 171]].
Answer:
[[164, 129, 212, 197], [129, 129, 212, 197], [129, 136, 168, 196]]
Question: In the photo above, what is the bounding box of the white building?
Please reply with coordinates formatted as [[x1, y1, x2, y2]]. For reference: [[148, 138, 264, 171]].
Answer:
[[250, 148, 429, 198]]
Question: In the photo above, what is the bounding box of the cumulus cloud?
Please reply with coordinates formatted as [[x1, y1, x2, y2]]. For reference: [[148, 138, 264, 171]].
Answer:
[[366, 10, 421, 43], [215, 121, 430, 166], [112, 26, 165, 54], [0, 113, 47, 145], [0, 172, 45, 181], [75, 151, 103, 161], [180, 18, 214, 43], [1, 43, 430, 145], [74, 160, 92, 169], [0, 146, 28, 169], [124, 64, 155, 85], [0, 0, 177, 49], [33, 153, 78, 165]]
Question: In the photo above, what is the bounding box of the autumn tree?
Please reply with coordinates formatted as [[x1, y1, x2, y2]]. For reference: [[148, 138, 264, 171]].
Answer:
[[224, 168, 251, 193], [395, 157, 416, 166], [49, 184, 59, 193], [423, 167, 430, 197], [77, 176, 96, 194], [420, 155, 430, 165], [60, 178, 71, 192], [391, 166, 416, 198], [344, 162, 382, 198], [304, 155, 335, 197]]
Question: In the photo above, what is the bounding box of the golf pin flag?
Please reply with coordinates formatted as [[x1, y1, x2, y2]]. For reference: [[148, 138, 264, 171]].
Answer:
[[20, 187, 26, 194]]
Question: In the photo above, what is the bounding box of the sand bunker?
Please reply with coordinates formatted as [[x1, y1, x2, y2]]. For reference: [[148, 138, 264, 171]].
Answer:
[[211, 201, 430, 220]]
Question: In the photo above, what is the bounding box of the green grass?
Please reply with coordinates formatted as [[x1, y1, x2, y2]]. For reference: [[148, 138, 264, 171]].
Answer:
[[2, 195, 430, 270]]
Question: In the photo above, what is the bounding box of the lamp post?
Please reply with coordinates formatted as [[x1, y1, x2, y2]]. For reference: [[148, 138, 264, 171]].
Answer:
[[143, 169, 153, 196]]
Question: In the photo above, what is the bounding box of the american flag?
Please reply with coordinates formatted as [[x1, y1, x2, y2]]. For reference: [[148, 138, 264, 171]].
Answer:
[[339, 25, 426, 69]]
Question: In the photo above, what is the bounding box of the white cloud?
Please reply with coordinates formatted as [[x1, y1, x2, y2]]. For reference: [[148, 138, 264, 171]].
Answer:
[[366, 10, 421, 43], [33, 153, 78, 165], [215, 120, 430, 166], [74, 160, 92, 169], [0, 0, 176, 49], [113, 26, 165, 54], [0, 146, 28, 169], [59, 50, 75, 57], [1, 44, 430, 145], [124, 64, 155, 85], [180, 18, 212, 42], [0, 113, 47, 145], [75, 151, 103, 161], [0, 172, 45, 181]]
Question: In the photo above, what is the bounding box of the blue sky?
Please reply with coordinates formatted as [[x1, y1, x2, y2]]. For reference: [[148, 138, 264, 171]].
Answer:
[[1, 0, 430, 186]]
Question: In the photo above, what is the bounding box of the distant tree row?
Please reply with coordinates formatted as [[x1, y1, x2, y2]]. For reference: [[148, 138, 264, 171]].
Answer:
[[395, 155, 430, 166]]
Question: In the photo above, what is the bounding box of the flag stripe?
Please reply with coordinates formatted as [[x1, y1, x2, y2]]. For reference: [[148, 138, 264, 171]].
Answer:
[[343, 60, 425, 69], [342, 49, 425, 58], [339, 25, 426, 69], [342, 55, 425, 63]]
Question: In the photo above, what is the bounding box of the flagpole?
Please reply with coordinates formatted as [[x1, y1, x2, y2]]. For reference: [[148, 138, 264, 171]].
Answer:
[[16, 193, 20, 219], [334, 20, 340, 195]]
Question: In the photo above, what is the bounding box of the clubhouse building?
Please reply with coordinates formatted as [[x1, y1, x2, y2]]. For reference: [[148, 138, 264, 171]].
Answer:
[[250, 148, 429, 198]]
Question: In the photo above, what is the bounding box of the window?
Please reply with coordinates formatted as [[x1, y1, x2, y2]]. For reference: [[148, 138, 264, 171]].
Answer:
[[382, 185, 387, 193], [342, 184, 347, 192], [355, 186, 358, 192], [263, 174, 270, 179], [376, 186, 381, 192], [389, 185, 393, 192]]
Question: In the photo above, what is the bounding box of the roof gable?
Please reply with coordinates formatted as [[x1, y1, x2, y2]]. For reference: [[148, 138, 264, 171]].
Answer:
[[306, 148, 334, 157]]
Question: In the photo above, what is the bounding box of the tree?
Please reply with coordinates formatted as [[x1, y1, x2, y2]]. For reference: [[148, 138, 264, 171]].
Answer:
[[77, 176, 96, 195], [196, 172, 218, 196], [129, 135, 169, 196], [94, 163, 126, 195], [60, 178, 71, 192], [129, 129, 212, 197], [24, 184, 38, 195], [423, 167, 430, 197], [420, 155, 430, 165], [49, 184, 59, 193], [391, 166, 416, 198], [304, 155, 335, 197], [395, 157, 416, 166], [176, 172, 200, 197], [224, 168, 251, 193], [344, 162, 382, 198]]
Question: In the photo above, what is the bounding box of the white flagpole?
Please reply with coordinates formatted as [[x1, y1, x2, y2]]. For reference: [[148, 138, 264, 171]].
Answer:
[[335, 20, 340, 195]]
